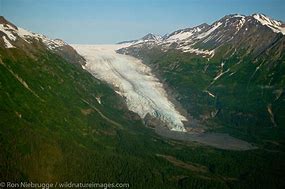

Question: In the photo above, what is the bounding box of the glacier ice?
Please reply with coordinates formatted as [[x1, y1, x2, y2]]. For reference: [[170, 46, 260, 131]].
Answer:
[[72, 44, 187, 132]]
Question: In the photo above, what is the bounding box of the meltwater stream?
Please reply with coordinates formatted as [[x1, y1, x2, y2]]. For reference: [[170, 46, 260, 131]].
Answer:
[[72, 44, 187, 132]]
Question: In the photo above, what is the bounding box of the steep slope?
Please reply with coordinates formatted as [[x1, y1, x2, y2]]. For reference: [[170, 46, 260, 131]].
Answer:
[[118, 13, 285, 140], [0, 16, 84, 65], [0, 16, 149, 184], [120, 13, 285, 57], [1, 16, 285, 189], [165, 23, 209, 42]]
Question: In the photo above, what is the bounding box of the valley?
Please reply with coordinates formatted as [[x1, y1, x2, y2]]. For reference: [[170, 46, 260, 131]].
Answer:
[[72, 44, 256, 150], [1, 9, 285, 189], [72, 44, 188, 132]]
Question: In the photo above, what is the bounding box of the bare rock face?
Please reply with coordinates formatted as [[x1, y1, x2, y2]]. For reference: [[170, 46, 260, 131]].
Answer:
[[54, 42, 86, 65], [0, 16, 17, 29], [143, 113, 168, 129], [125, 111, 142, 121]]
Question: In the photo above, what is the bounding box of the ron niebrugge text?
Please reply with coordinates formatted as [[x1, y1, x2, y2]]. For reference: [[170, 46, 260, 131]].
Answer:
[[0, 181, 130, 188]]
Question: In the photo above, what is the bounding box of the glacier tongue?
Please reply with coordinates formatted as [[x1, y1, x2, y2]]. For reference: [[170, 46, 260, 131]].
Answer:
[[72, 44, 187, 132]]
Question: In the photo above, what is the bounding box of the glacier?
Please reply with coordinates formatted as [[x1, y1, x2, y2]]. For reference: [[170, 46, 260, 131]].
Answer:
[[72, 44, 187, 132]]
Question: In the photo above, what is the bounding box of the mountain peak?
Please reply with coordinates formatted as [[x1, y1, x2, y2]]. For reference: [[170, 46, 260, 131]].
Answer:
[[117, 33, 162, 45], [141, 33, 162, 41], [0, 16, 8, 24], [165, 23, 210, 41], [223, 13, 246, 19], [252, 13, 285, 34], [252, 13, 282, 25], [252, 13, 268, 19], [0, 16, 70, 50], [0, 16, 17, 29]]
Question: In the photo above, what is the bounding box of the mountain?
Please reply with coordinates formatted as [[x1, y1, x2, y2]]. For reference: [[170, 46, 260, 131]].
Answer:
[[141, 33, 162, 41], [118, 13, 285, 138], [165, 23, 209, 42], [0, 16, 160, 185], [1, 15, 285, 189], [119, 13, 285, 57], [118, 33, 162, 46], [0, 16, 85, 65]]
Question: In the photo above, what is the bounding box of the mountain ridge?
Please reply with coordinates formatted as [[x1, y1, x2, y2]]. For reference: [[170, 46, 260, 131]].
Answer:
[[118, 13, 285, 58], [117, 12, 285, 131], [0, 16, 85, 65]]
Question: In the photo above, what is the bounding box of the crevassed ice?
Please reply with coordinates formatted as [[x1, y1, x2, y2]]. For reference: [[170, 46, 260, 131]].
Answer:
[[72, 44, 187, 132]]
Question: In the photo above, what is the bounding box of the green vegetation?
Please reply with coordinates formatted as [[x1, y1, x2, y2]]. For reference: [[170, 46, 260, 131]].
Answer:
[[0, 47, 285, 189], [119, 45, 285, 188], [123, 45, 285, 140]]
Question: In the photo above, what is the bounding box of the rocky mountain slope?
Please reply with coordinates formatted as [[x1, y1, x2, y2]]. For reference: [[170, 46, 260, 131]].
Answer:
[[118, 13, 285, 136], [1, 15, 285, 189], [0, 16, 154, 185], [0, 16, 84, 65], [120, 14, 285, 57]]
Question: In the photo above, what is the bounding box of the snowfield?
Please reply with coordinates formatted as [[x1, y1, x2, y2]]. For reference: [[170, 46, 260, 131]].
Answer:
[[72, 44, 187, 132]]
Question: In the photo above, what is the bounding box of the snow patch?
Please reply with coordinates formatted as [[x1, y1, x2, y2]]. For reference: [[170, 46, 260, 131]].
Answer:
[[233, 14, 245, 18], [2, 36, 15, 48], [166, 27, 202, 42], [18, 27, 66, 49], [180, 46, 214, 57], [236, 16, 246, 31], [196, 22, 222, 39], [96, 97, 102, 104], [0, 24, 17, 40], [0, 24, 67, 49], [204, 90, 215, 98], [214, 69, 230, 81], [253, 14, 285, 35]]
